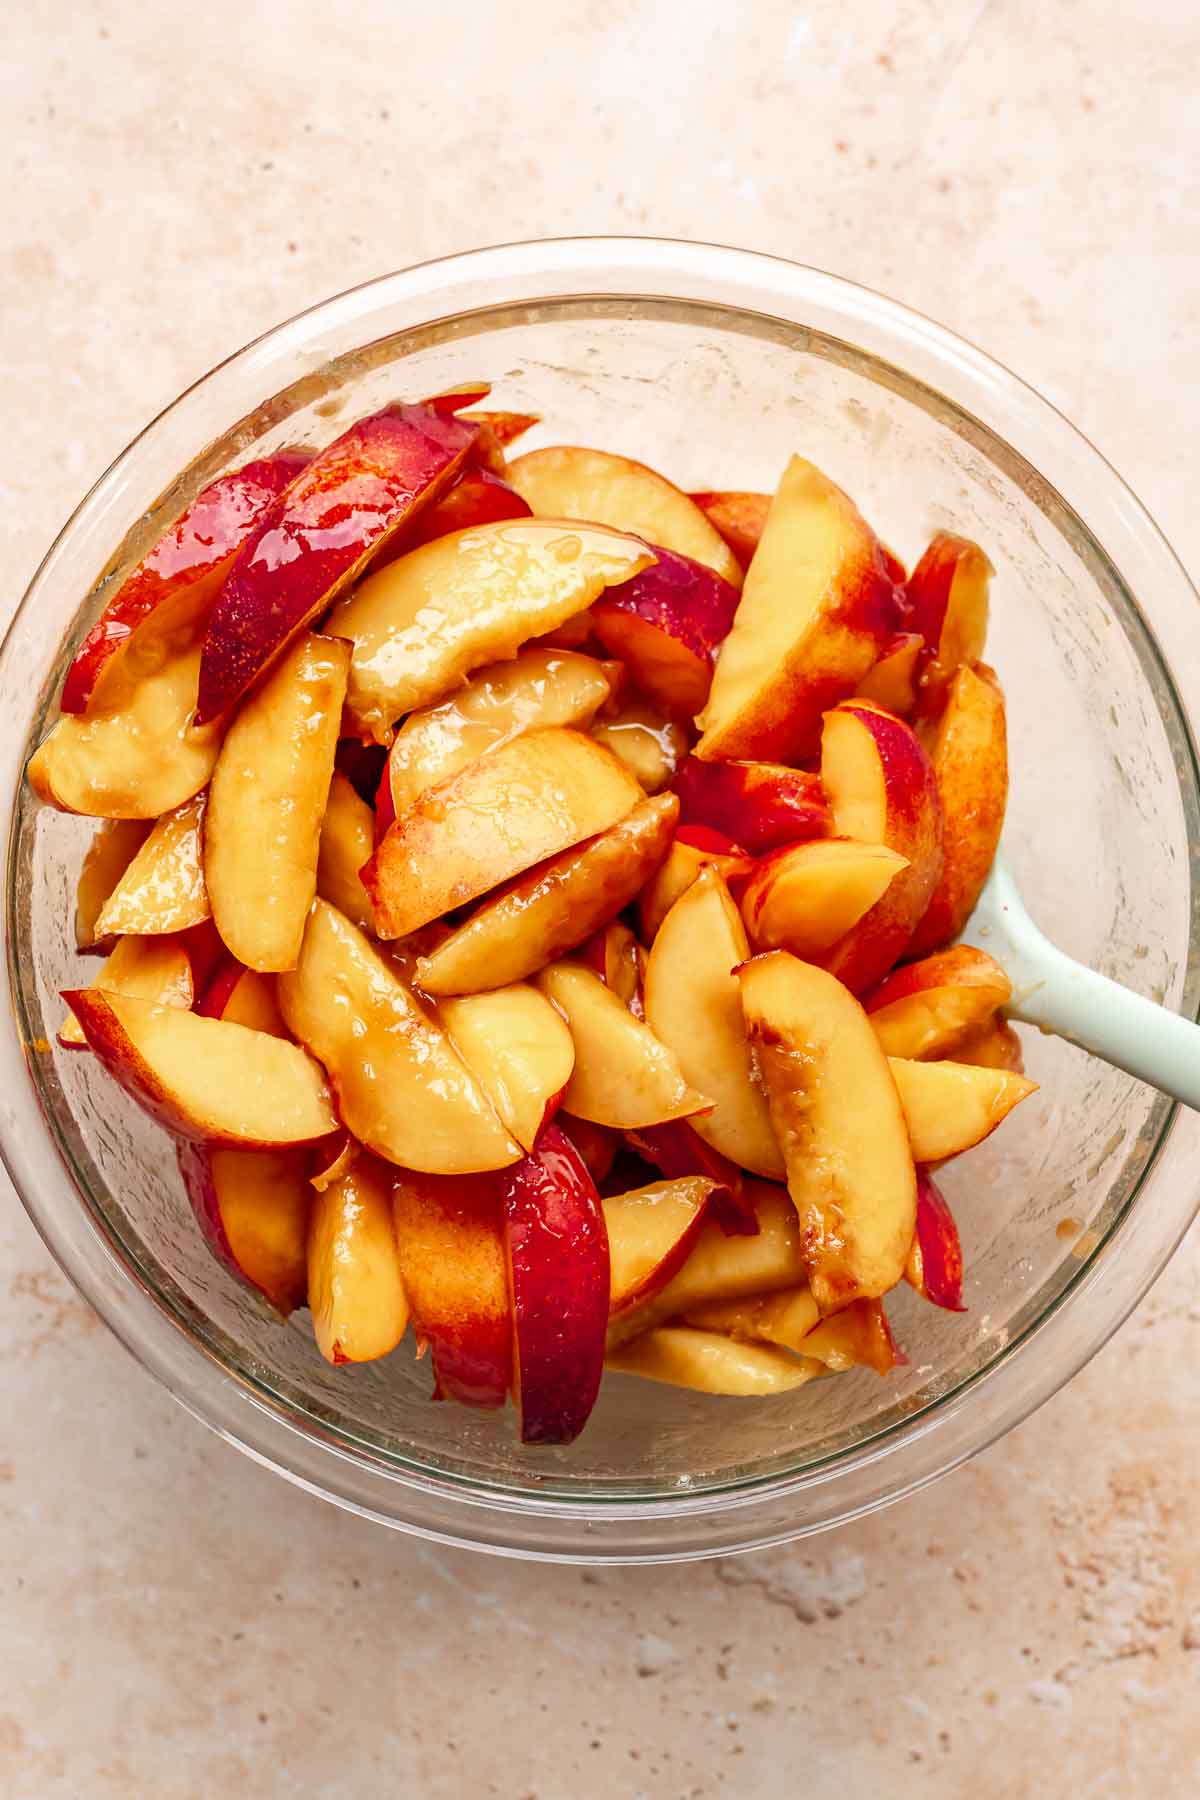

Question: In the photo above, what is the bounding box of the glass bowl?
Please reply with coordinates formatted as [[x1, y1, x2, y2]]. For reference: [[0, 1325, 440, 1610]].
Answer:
[[3, 238, 1199, 1563]]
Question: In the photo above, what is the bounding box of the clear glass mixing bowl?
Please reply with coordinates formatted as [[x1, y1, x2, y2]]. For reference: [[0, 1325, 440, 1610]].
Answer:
[[3, 239, 1199, 1562]]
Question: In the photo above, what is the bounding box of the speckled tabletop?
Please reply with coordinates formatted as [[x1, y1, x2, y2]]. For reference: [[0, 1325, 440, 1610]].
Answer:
[[3, 3, 1199, 1794]]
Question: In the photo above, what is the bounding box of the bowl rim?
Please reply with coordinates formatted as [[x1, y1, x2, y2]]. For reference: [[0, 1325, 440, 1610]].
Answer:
[[4, 235, 1200, 1562]]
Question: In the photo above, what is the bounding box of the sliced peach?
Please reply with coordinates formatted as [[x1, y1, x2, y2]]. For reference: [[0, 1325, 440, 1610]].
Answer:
[[673, 756, 831, 854], [683, 1288, 819, 1353], [501, 1124, 609, 1444], [205, 632, 349, 972], [438, 984, 575, 1153], [414, 793, 678, 995], [28, 642, 222, 820], [62, 452, 309, 716], [58, 934, 194, 1049], [459, 408, 541, 449], [62, 989, 336, 1147], [906, 532, 992, 715], [392, 1168, 511, 1408], [608, 1181, 806, 1346], [327, 518, 653, 743], [739, 838, 909, 960], [687, 490, 770, 572], [607, 1327, 822, 1396], [278, 900, 520, 1174], [953, 1019, 1025, 1073], [591, 546, 740, 718], [695, 456, 895, 762], [590, 701, 689, 794], [93, 792, 209, 938], [793, 1298, 902, 1375], [644, 867, 784, 1179], [308, 1156, 409, 1365], [888, 1057, 1037, 1162], [855, 631, 923, 716], [364, 727, 640, 939], [864, 944, 1011, 1059], [623, 1120, 753, 1234], [905, 1168, 966, 1312], [403, 467, 530, 549], [177, 1141, 312, 1316], [818, 698, 943, 992], [509, 445, 742, 588], [197, 959, 289, 1039], [581, 920, 645, 1014], [316, 770, 376, 933], [74, 819, 152, 952], [907, 663, 1008, 958], [196, 404, 475, 723], [636, 832, 754, 942], [737, 952, 917, 1309], [382, 647, 614, 822], [536, 960, 708, 1130], [683, 1289, 900, 1375], [559, 1116, 620, 1188], [605, 1177, 713, 1316]]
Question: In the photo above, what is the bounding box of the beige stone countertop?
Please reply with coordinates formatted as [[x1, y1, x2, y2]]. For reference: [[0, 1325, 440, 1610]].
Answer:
[[3, 2, 1199, 1793]]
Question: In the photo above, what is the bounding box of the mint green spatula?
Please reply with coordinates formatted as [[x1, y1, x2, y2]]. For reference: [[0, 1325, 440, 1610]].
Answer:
[[966, 848, 1200, 1110]]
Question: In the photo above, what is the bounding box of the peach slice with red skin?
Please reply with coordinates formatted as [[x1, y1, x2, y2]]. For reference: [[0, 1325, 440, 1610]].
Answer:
[[739, 838, 910, 961], [383, 466, 531, 560], [905, 532, 992, 717], [93, 792, 209, 939], [953, 1018, 1025, 1073], [794, 1298, 903, 1374], [817, 698, 944, 993], [607, 1180, 806, 1347], [277, 900, 520, 1175], [907, 662, 1008, 958], [590, 546, 740, 719], [328, 517, 654, 744], [459, 408, 541, 450], [196, 404, 475, 723], [205, 632, 349, 972], [605, 1177, 714, 1316], [623, 1121, 755, 1235], [307, 1156, 409, 1366], [61, 451, 310, 716], [58, 934, 195, 1049], [888, 1058, 1037, 1162], [560, 1116, 620, 1188], [673, 756, 831, 854], [510, 445, 743, 588], [392, 1168, 512, 1409], [415, 793, 678, 996], [178, 1141, 312, 1317], [736, 952, 917, 1310], [501, 1124, 610, 1445], [644, 867, 785, 1181], [580, 920, 645, 1015], [365, 727, 641, 940], [905, 1168, 966, 1312], [695, 456, 896, 763], [864, 944, 1012, 1059], [63, 989, 336, 1147]]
